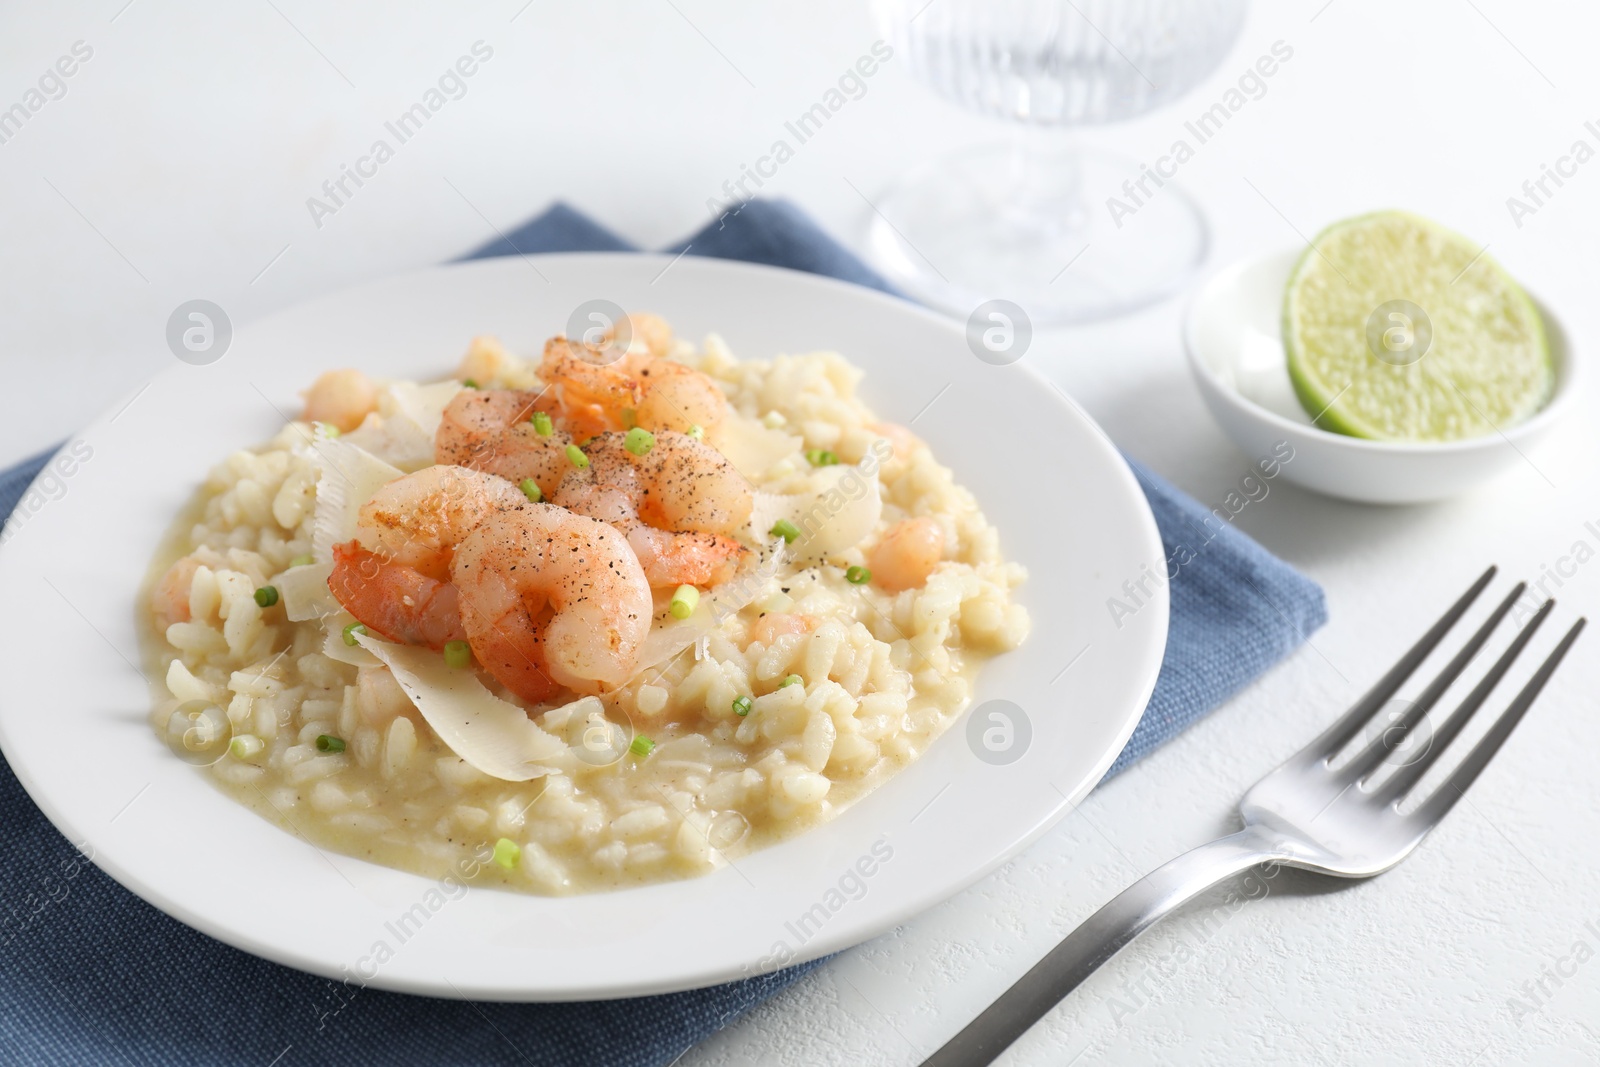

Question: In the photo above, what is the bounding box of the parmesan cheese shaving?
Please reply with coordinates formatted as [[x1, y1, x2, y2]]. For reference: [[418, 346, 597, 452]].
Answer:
[[278, 562, 336, 623], [747, 463, 881, 562], [344, 380, 461, 472], [355, 633, 561, 781], [710, 415, 802, 481], [308, 437, 402, 564]]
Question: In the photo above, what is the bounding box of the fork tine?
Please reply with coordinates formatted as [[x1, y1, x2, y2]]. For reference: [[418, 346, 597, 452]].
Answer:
[[1304, 565, 1498, 762], [1412, 617, 1586, 827], [1372, 599, 1555, 804], [1337, 581, 1527, 783]]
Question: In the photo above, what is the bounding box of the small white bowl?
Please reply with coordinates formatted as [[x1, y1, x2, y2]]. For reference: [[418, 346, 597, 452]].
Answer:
[[1183, 248, 1578, 504]]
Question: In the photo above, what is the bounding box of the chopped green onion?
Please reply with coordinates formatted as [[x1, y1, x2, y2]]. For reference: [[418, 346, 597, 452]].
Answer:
[[253, 585, 279, 608], [315, 734, 346, 753], [624, 426, 656, 457], [565, 443, 590, 468], [621, 408, 637, 430], [779, 674, 803, 689], [669, 585, 700, 620], [532, 411, 554, 436], [630, 735, 656, 757], [230, 735, 264, 760], [687, 424, 705, 440], [732, 695, 752, 717], [462, 378, 479, 389], [519, 477, 542, 503], [492, 837, 521, 870], [805, 449, 838, 467], [770, 519, 801, 544], [289, 554, 315, 568], [845, 565, 871, 585], [315, 421, 340, 438], [443, 640, 472, 668], [342, 622, 368, 646]]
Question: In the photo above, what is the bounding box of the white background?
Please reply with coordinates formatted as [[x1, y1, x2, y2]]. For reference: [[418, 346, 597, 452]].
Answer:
[[3, 1, 1599, 1064]]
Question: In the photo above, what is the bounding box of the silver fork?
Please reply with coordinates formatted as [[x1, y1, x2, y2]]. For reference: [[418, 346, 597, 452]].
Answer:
[[924, 567, 1585, 1066]]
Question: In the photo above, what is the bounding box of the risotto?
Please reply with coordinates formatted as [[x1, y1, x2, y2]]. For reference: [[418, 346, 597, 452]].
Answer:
[[140, 316, 1029, 894]]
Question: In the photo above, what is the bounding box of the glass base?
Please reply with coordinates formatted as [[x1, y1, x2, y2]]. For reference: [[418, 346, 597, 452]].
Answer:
[[865, 141, 1209, 325]]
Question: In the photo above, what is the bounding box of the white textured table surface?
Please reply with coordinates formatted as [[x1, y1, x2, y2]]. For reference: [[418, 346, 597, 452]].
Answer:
[[4, 2, 1598, 1064]]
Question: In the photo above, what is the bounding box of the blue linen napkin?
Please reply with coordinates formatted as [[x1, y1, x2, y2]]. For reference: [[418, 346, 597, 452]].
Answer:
[[0, 201, 1325, 1067]]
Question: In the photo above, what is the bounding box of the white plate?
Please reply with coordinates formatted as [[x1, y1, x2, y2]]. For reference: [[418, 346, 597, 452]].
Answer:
[[0, 254, 1167, 1000]]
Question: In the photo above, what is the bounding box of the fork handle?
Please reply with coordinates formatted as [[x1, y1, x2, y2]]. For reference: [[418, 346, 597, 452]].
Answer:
[[922, 826, 1290, 1067]]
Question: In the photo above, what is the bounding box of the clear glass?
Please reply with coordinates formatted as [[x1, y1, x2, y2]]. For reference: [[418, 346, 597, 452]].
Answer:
[[870, 0, 1250, 324]]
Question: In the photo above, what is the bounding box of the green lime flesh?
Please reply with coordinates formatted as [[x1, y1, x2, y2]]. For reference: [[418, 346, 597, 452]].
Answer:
[[1283, 210, 1552, 442]]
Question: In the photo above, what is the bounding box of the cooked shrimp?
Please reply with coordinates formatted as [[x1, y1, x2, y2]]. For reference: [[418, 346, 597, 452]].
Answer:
[[537, 331, 728, 437], [603, 312, 675, 359], [538, 338, 641, 440], [355, 464, 526, 581], [868, 516, 945, 593], [869, 422, 922, 463], [552, 430, 752, 587], [329, 465, 554, 688], [329, 541, 467, 649], [556, 477, 744, 587], [302, 369, 378, 433], [434, 389, 575, 497], [749, 613, 816, 647], [151, 556, 201, 629], [356, 664, 413, 727], [585, 430, 753, 536], [451, 505, 651, 698], [597, 313, 725, 433], [625, 353, 729, 434]]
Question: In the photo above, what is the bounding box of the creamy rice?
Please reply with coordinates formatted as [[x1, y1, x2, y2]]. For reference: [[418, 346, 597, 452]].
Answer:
[[141, 332, 1029, 894]]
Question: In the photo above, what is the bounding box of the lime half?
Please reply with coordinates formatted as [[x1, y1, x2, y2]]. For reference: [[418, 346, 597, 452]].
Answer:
[[1283, 211, 1552, 442]]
